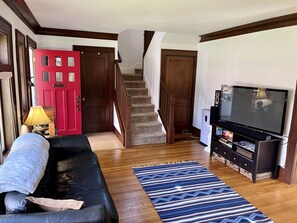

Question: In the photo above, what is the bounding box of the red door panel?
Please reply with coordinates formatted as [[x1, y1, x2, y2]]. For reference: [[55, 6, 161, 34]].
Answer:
[[34, 49, 82, 136]]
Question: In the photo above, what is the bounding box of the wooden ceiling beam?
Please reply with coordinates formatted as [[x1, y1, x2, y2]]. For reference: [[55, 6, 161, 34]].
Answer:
[[200, 12, 297, 42], [36, 27, 118, 40], [3, 0, 118, 40], [3, 0, 41, 32]]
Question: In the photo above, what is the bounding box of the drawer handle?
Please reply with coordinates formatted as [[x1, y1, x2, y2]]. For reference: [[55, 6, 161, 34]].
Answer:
[[233, 158, 236, 160], [244, 163, 247, 166]]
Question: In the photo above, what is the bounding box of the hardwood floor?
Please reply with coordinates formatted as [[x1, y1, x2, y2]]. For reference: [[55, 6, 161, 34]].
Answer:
[[93, 140, 297, 222], [86, 132, 124, 151]]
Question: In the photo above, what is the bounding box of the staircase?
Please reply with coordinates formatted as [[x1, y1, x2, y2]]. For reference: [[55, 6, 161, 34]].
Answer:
[[123, 70, 166, 146]]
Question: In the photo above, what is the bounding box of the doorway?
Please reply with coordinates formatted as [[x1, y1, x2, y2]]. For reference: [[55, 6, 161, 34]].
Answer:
[[161, 49, 197, 135], [34, 49, 82, 136], [73, 46, 114, 133]]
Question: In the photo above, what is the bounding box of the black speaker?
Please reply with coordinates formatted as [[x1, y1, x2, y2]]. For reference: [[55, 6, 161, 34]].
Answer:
[[210, 106, 219, 125], [214, 90, 221, 107]]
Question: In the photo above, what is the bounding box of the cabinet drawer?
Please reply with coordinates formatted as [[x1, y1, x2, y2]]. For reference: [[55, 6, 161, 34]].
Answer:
[[241, 157, 253, 172], [229, 151, 241, 166], [221, 147, 229, 159], [212, 141, 222, 155]]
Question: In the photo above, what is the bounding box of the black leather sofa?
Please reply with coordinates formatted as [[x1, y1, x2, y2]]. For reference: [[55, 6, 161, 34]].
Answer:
[[0, 134, 119, 223]]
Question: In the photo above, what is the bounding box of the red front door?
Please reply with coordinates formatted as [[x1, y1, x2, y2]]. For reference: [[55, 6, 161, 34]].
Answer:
[[34, 49, 82, 136]]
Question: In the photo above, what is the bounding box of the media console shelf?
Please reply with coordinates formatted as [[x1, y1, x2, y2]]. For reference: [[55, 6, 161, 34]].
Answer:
[[210, 121, 281, 183]]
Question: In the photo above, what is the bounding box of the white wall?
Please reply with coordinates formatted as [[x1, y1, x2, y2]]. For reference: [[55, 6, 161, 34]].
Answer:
[[118, 29, 144, 73], [161, 33, 199, 51], [195, 26, 297, 167], [143, 32, 165, 110], [36, 35, 117, 52]]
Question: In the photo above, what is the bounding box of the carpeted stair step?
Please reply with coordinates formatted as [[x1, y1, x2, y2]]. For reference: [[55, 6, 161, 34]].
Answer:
[[122, 73, 143, 81], [120, 69, 166, 146], [132, 96, 151, 104], [135, 68, 143, 74], [132, 103, 154, 113], [125, 81, 145, 88], [132, 112, 158, 123], [132, 131, 166, 145], [132, 121, 162, 133], [127, 88, 148, 96]]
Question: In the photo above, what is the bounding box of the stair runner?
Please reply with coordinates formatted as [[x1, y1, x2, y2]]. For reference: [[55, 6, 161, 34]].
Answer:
[[123, 71, 166, 146]]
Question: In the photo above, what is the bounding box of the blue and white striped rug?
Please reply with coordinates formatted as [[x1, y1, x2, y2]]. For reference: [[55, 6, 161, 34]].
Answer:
[[133, 161, 273, 223]]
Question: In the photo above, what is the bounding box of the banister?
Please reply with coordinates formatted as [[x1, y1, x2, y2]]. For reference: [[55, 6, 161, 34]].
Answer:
[[114, 61, 132, 147], [159, 79, 175, 144]]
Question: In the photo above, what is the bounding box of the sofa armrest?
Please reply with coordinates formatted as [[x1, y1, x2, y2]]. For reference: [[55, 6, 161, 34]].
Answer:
[[47, 134, 92, 159], [0, 205, 111, 223]]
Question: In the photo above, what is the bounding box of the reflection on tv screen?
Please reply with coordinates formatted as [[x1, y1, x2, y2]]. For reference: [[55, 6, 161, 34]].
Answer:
[[219, 85, 288, 135]]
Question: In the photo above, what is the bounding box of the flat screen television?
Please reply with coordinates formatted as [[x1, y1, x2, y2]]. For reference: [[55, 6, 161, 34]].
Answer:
[[219, 85, 288, 136]]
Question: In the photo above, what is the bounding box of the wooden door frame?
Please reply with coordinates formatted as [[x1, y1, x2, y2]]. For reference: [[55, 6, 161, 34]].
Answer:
[[15, 29, 30, 124], [284, 81, 297, 184], [160, 49, 197, 138], [73, 45, 115, 132], [0, 16, 18, 137]]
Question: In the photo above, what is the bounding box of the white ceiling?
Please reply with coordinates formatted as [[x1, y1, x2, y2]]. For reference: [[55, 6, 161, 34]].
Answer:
[[25, 0, 297, 35]]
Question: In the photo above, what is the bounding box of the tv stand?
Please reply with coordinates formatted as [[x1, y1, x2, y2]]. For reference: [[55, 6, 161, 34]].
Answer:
[[210, 121, 281, 183], [217, 120, 274, 141]]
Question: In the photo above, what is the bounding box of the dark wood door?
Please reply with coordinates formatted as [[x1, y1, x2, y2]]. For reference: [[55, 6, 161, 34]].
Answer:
[[161, 49, 197, 134], [73, 46, 114, 133]]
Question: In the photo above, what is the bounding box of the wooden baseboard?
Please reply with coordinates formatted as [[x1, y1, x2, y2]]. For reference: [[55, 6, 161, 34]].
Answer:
[[113, 127, 124, 146], [278, 166, 285, 182]]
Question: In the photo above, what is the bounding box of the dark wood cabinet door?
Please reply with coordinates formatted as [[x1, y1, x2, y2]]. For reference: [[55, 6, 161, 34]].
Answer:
[[161, 50, 197, 134], [74, 46, 114, 133]]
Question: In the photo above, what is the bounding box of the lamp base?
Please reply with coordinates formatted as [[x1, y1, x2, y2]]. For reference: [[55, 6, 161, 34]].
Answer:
[[32, 125, 48, 135]]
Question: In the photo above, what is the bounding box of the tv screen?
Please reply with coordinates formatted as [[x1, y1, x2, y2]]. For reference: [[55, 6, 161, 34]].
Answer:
[[219, 85, 288, 135]]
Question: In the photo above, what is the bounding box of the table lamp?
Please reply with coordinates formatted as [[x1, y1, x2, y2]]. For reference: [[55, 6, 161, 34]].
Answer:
[[24, 106, 52, 133], [255, 88, 267, 100], [255, 88, 268, 109]]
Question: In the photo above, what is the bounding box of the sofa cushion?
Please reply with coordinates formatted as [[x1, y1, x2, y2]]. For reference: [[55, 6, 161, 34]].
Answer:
[[0, 204, 112, 223], [57, 189, 118, 223], [55, 156, 118, 223], [57, 152, 99, 173], [56, 166, 107, 195], [0, 133, 49, 194]]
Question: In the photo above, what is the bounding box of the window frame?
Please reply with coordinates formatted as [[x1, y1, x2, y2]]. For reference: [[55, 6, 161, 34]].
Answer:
[[26, 35, 37, 106], [15, 29, 30, 123], [0, 16, 13, 72], [0, 16, 18, 153]]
